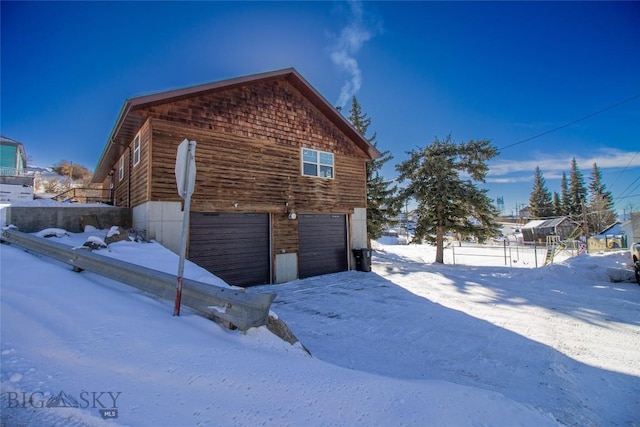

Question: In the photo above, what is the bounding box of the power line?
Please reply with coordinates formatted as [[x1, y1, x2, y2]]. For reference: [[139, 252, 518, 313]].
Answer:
[[608, 151, 639, 190], [614, 193, 639, 213], [617, 174, 640, 200], [626, 181, 640, 198], [617, 193, 640, 201], [499, 93, 640, 151]]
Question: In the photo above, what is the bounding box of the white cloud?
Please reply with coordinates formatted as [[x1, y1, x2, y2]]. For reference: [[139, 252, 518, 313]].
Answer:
[[488, 148, 640, 179], [486, 176, 533, 184]]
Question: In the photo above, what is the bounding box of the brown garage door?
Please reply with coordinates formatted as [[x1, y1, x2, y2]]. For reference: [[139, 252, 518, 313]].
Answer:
[[298, 214, 348, 279], [189, 212, 270, 287]]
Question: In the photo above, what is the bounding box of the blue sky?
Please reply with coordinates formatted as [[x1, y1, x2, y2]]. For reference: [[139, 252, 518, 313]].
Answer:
[[2, 1, 639, 217]]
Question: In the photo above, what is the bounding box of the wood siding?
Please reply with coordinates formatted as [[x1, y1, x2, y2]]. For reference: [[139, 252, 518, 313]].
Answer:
[[113, 149, 129, 207], [272, 214, 298, 255], [110, 80, 368, 211], [129, 119, 151, 207], [110, 118, 151, 208], [142, 80, 366, 158], [150, 119, 365, 255], [141, 80, 367, 261], [150, 119, 366, 209], [101, 76, 369, 280]]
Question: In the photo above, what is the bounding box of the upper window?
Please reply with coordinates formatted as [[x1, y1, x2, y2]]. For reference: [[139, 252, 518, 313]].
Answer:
[[133, 134, 140, 166], [302, 148, 334, 179], [118, 156, 124, 181]]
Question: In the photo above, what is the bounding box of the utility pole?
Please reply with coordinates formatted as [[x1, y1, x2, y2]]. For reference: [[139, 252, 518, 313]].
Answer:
[[581, 201, 589, 237]]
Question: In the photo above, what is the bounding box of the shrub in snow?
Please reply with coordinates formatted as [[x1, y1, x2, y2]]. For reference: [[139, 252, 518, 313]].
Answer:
[[83, 236, 108, 250], [36, 228, 69, 238], [105, 226, 131, 245], [106, 226, 121, 238]]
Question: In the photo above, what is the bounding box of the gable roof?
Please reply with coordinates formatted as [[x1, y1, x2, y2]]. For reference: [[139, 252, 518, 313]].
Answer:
[[93, 68, 381, 182], [523, 217, 570, 229], [522, 219, 545, 229], [595, 221, 622, 236]]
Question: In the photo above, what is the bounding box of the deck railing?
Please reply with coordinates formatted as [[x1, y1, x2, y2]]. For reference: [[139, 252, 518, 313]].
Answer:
[[52, 187, 111, 204]]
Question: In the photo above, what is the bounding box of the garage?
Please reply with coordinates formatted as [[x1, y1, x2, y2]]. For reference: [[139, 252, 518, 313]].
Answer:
[[189, 212, 270, 287], [298, 214, 348, 279]]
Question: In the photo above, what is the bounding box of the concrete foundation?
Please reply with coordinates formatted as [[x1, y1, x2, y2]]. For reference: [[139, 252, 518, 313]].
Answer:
[[132, 201, 183, 254], [351, 207, 367, 250]]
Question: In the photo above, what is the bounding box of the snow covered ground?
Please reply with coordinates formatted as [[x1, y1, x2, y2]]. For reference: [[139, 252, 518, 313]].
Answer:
[[1, 226, 639, 426]]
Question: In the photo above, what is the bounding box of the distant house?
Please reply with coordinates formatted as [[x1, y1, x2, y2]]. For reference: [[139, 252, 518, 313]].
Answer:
[[0, 135, 33, 202], [1, 135, 28, 176], [595, 221, 622, 238], [91, 68, 380, 286], [621, 212, 640, 247], [522, 217, 575, 244], [587, 220, 627, 252]]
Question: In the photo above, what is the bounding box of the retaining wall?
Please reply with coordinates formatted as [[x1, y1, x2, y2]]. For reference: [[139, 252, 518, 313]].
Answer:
[[5, 206, 131, 233]]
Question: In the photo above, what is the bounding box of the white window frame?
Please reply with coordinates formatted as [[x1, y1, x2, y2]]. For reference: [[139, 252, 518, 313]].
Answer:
[[301, 148, 334, 179], [118, 156, 124, 181], [133, 133, 141, 166]]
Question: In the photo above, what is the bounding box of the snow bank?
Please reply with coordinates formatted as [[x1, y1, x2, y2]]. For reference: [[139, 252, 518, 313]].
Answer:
[[2, 232, 638, 426], [0, 232, 562, 426]]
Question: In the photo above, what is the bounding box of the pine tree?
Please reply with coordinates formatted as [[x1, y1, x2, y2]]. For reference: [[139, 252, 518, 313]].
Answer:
[[347, 96, 400, 245], [528, 166, 553, 218], [396, 135, 499, 264], [568, 157, 587, 220], [560, 172, 570, 216], [587, 162, 616, 234], [552, 191, 562, 216]]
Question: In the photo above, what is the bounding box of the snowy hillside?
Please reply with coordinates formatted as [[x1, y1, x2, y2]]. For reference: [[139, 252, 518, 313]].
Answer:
[[1, 227, 639, 426]]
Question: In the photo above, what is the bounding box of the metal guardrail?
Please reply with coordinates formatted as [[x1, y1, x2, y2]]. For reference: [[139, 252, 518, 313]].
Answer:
[[1, 228, 276, 331]]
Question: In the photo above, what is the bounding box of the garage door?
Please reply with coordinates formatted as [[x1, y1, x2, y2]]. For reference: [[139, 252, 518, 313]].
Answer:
[[189, 212, 270, 287], [298, 214, 348, 279]]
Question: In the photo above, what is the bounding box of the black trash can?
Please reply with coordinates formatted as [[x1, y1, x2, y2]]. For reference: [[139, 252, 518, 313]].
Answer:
[[352, 248, 372, 272]]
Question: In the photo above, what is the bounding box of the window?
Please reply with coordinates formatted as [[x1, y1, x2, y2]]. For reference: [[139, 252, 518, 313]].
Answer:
[[118, 156, 124, 181], [133, 134, 140, 166], [302, 148, 334, 179]]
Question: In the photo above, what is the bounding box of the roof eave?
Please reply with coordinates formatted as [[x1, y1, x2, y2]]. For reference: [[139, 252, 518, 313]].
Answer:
[[92, 67, 382, 182], [283, 70, 382, 160], [92, 101, 134, 183]]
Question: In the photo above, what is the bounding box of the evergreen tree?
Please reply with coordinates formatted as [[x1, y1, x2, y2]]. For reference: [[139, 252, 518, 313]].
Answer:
[[396, 135, 499, 264], [587, 162, 616, 233], [552, 191, 562, 216], [568, 157, 587, 220], [528, 166, 553, 218], [347, 96, 400, 245], [560, 172, 570, 216]]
